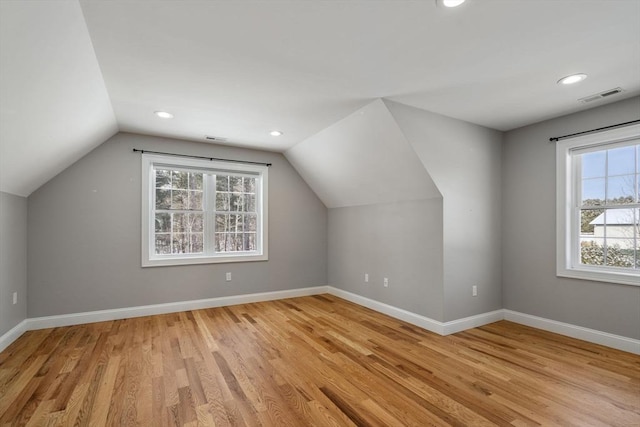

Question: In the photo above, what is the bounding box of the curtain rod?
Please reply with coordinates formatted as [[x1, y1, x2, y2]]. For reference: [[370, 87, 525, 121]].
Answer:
[[549, 119, 640, 142], [132, 149, 272, 167]]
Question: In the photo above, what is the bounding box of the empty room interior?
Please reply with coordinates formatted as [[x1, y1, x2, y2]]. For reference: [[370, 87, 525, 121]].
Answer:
[[1, 0, 639, 425]]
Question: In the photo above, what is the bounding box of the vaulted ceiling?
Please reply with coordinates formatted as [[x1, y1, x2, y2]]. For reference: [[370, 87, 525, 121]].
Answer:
[[1, 0, 639, 196]]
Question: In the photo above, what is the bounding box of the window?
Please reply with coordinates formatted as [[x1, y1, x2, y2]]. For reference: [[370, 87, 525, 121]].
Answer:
[[557, 124, 640, 286], [142, 154, 268, 266]]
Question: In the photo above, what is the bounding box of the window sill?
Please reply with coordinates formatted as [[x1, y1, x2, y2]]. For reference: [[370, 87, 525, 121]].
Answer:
[[142, 253, 268, 267], [557, 267, 640, 287]]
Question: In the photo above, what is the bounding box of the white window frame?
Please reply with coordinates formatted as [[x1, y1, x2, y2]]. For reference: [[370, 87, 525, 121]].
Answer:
[[556, 123, 640, 286], [141, 153, 268, 267]]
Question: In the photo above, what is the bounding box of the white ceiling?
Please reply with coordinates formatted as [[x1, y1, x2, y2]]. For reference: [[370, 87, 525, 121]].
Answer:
[[0, 0, 117, 196], [1, 0, 639, 196]]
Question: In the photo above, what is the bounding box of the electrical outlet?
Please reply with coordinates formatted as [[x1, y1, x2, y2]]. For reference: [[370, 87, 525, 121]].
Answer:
[[383, 277, 389, 288], [226, 272, 232, 282], [364, 273, 369, 283], [13, 292, 17, 305], [472, 285, 478, 297]]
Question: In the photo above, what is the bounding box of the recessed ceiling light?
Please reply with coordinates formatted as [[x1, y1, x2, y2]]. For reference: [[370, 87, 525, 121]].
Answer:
[[436, 0, 466, 7], [557, 73, 587, 85], [154, 111, 174, 119], [270, 130, 283, 136]]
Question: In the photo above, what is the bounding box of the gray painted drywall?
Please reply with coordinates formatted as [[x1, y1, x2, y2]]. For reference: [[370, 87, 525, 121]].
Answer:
[[385, 100, 504, 322], [0, 192, 28, 335], [328, 198, 444, 320], [27, 132, 327, 317], [287, 99, 446, 321], [285, 99, 440, 208], [503, 96, 640, 339]]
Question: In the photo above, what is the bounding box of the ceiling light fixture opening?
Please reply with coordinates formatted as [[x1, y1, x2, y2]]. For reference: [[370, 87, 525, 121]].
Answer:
[[270, 130, 283, 136], [436, 0, 466, 7], [154, 111, 174, 119], [557, 73, 587, 85]]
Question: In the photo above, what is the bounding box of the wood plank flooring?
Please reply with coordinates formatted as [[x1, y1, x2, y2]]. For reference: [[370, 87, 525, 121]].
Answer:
[[1, 294, 639, 426]]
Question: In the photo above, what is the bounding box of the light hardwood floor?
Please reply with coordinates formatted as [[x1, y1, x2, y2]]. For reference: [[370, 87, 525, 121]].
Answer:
[[1, 294, 638, 426]]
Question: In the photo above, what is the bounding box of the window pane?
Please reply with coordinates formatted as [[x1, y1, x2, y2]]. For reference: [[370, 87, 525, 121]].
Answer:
[[171, 190, 188, 209], [171, 171, 189, 189], [172, 214, 188, 232], [190, 214, 203, 232], [216, 214, 228, 231], [229, 214, 243, 232], [190, 233, 204, 253], [580, 209, 604, 235], [244, 177, 256, 193], [246, 214, 257, 232], [230, 176, 243, 192], [155, 213, 171, 232], [244, 233, 256, 251], [607, 146, 635, 176], [155, 234, 171, 255], [172, 234, 189, 253], [581, 178, 605, 206], [607, 175, 635, 205], [215, 233, 224, 252], [188, 191, 203, 210], [244, 194, 256, 212], [605, 241, 634, 268], [233, 234, 244, 251], [172, 213, 204, 233], [230, 193, 243, 212], [216, 193, 229, 211], [155, 169, 171, 189], [156, 189, 171, 209], [580, 242, 604, 266], [604, 208, 635, 233], [189, 173, 203, 190], [216, 175, 229, 191], [582, 151, 606, 179]]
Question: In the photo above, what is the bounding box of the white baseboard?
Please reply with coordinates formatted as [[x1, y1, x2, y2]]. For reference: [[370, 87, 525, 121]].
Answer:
[[442, 309, 505, 335], [0, 319, 28, 353], [2, 285, 637, 356], [26, 286, 329, 331], [327, 286, 446, 334], [326, 287, 502, 336], [504, 310, 640, 355], [325, 288, 639, 354]]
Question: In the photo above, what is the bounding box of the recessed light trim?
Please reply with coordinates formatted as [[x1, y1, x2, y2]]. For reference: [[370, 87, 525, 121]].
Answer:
[[557, 73, 587, 85], [270, 130, 283, 137], [436, 0, 466, 7], [154, 111, 174, 119]]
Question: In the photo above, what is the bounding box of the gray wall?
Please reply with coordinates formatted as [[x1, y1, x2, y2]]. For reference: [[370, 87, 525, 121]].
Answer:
[[503, 96, 640, 339], [385, 100, 504, 322], [287, 98, 446, 321], [0, 192, 28, 335], [27, 132, 327, 317], [328, 198, 444, 320]]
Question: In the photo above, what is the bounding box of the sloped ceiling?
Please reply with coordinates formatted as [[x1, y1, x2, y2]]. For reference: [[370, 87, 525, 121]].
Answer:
[[0, 0, 117, 197], [285, 99, 440, 209], [1, 0, 639, 197]]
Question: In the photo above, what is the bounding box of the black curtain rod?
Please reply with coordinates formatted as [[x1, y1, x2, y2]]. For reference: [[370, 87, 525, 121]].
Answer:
[[549, 119, 640, 142], [132, 149, 272, 167]]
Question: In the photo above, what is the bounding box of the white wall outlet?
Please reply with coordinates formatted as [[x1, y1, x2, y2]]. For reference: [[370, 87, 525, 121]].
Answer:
[[13, 292, 17, 305], [472, 285, 478, 297], [364, 273, 369, 283], [225, 272, 232, 282], [383, 277, 389, 287]]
